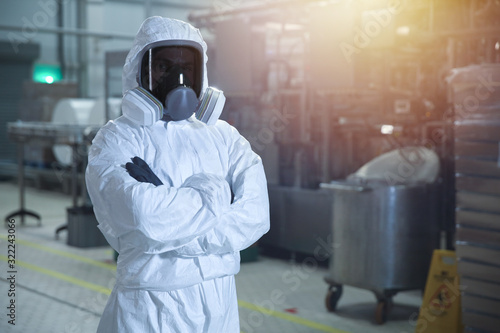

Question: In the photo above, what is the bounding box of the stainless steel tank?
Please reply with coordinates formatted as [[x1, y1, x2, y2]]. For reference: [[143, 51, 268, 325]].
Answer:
[[321, 179, 440, 324]]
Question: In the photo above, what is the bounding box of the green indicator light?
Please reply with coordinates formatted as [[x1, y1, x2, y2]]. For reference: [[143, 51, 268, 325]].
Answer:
[[33, 64, 62, 84]]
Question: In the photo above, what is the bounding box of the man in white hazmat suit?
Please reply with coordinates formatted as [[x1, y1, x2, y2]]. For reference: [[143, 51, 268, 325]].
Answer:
[[85, 16, 270, 332]]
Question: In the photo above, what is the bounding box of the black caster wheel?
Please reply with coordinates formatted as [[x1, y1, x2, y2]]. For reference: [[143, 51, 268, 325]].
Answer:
[[375, 300, 390, 324], [325, 285, 343, 312]]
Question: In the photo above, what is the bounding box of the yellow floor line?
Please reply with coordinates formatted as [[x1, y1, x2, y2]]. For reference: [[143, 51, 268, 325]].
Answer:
[[0, 235, 116, 271], [0, 255, 112, 295], [238, 300, 349, 333], [0, 237, 346, 332]]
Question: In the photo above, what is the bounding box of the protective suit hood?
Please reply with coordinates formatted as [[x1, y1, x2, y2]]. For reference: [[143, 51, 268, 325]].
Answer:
[[122, 17, 208, 97]]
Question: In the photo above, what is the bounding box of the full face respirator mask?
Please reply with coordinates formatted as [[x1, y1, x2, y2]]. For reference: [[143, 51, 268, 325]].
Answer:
[[122, 41, 225, 126]]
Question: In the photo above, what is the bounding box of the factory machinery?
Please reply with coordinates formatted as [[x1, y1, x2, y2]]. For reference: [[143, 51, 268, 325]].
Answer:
[[189, 0, 499, 254], [189, 0, 500, 327]]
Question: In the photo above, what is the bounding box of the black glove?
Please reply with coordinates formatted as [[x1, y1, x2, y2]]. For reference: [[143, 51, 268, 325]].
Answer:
[[125, 156, 163, 186]]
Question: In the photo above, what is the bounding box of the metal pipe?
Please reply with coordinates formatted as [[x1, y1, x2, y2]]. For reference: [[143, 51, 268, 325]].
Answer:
[[188, 0, 319, 24], [145, 0, 152, 18], [57, 1, 65, 79], [321, 101, 330, 183], [77, 0, 88, 98], [0, 24, 134, 40], [88, 0, 208, 10], [17, 144, 25, 225], [434, 27, 500, 38], [71, 144, 79, 207], [429, 0, 434, 33]]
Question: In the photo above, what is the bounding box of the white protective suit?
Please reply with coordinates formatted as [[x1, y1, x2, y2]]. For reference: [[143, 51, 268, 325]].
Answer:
[[86, 17, 270, 333]]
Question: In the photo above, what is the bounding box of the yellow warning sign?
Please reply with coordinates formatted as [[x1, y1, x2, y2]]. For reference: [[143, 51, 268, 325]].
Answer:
[[415, 250, 464, 333], [429, 283, 455, 314]]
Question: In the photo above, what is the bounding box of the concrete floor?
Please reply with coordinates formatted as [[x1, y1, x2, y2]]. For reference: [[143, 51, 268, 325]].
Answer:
[[0, 180, 423, 333]]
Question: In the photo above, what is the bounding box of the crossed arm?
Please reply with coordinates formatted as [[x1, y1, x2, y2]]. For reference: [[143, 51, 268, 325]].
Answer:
[[86, 122, 269, 257]]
